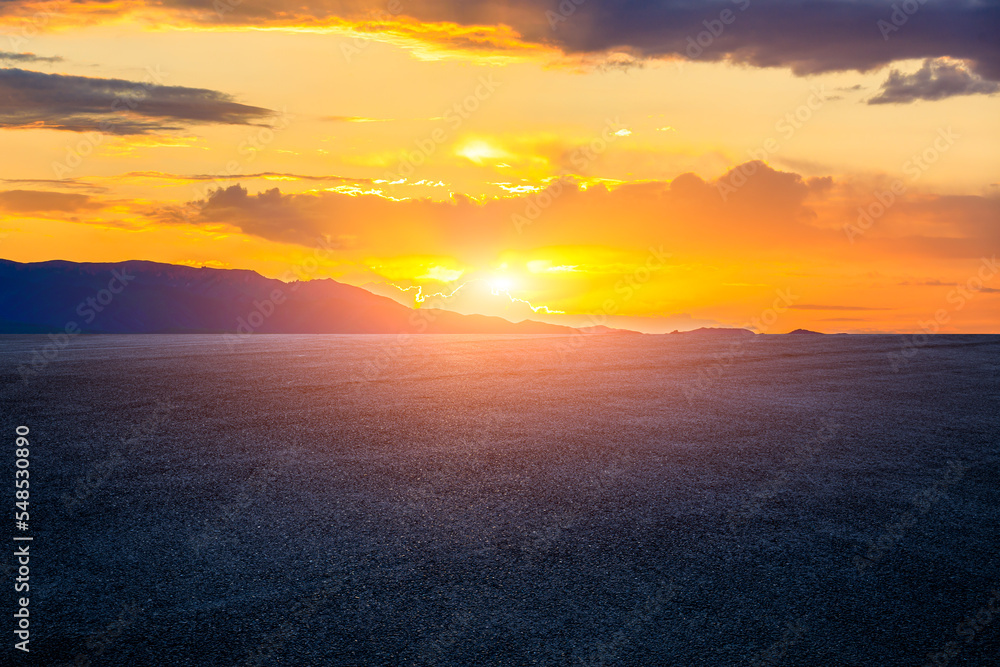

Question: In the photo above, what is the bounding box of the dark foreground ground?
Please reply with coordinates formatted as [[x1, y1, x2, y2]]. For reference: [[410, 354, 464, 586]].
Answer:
[[1, 334, 998, 666]]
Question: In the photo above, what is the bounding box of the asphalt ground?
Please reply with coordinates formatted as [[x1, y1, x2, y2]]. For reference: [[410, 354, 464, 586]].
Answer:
[[1, 334, 998, 666]]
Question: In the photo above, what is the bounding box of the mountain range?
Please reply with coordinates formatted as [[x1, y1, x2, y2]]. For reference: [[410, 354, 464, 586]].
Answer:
[[0, 259, 591, 335]]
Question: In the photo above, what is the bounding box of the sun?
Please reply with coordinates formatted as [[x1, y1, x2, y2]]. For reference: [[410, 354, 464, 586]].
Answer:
[[456, 140, 506, 165], [489, 275, 515, 292]]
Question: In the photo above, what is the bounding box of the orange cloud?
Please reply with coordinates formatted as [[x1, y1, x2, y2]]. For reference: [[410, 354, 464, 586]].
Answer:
[[0, 189, 101, 213], [152, 164, 997, 268]]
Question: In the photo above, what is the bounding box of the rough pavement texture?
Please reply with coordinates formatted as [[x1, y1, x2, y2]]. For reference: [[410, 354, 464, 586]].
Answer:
[[1, 334, 998, 666]]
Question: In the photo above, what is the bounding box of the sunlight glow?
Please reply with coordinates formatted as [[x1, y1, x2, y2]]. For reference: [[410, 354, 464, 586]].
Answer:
[[489, 275, 514, 292], [456, 141, 507, 164]]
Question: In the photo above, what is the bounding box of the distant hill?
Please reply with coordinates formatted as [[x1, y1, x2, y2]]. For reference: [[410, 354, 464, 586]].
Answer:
[[0, 259, 584, 335], [668, 327, 755, 338], [577, 325, 643, 335], [787, 329, 824, 335]]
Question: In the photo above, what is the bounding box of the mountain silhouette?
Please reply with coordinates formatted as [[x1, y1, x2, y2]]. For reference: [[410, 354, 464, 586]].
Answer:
[[0, 259, 583, 334]]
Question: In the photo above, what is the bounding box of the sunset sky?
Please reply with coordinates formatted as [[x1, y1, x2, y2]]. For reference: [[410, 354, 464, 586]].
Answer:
[[0, 0, 997, 333]]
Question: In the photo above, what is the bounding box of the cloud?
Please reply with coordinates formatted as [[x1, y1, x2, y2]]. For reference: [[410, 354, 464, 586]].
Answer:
[[0, 51, 62, 64], [123, 171, 373, 184], [321, 116, 391, 123], [899, 279, 953, 286], [3, 1, 999, 80], [790, 304, 890, 311], [0, 178, 107, 193], [149, 162, 836, 269], [869, 58, 1000, 104], [870, 192, 1000, 257], [154, 161, 999, 268], [171, 1, 1000, 81], [899, 279, 1000, 293], [0, 189, 101, 213], [0, 68, 273, 134], [167, 183, 491, 251]]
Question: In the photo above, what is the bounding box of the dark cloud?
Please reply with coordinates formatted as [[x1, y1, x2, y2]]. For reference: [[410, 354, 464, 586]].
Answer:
[[0, 51, 62, 64], [3, 1, 997, 79], [151, 0, 1000, 81], [0, 189, 100, 212], [0, 68, 273, 134], [869, 58, 1000, 104]]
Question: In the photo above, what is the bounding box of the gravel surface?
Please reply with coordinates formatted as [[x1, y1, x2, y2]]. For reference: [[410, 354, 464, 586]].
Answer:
[[1, 334, 998, 666]]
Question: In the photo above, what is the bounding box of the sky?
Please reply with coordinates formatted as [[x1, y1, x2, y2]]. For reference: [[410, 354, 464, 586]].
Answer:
[[0, 0, 998, 333]]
